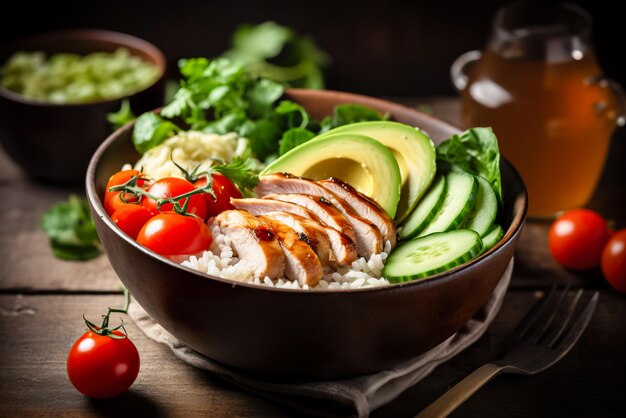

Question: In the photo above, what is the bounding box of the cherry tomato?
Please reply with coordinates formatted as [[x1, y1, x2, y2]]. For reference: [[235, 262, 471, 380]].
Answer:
[[104, 170, 148, 216], [548, 209, 611, 270], [194, 173, 242, 218], [111, 204, 153, 240], [67, 330, 140, 399], [136, 212, 213, 256], [142, 177, 207, 220], [601, 229, 626, 293]]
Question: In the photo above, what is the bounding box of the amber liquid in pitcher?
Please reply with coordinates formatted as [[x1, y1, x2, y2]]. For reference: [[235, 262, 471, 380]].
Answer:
[[462, 48, 617, 217]]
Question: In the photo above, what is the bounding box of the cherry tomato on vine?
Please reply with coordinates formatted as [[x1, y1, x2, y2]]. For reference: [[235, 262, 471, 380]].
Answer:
[[194, 173, 242, 218], [111, 204, 153, 240], [601, 229, 626, 293], [136, 212, 213, 256], [104, 170, 148, 216], [67, 329, 140, 399], [548, 209, 612, 270], [142, 177, 207, 220]]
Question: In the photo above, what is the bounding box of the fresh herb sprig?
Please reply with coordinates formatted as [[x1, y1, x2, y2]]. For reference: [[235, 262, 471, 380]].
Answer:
[[222, 21, 329, 89], [107, 99, 135, 130], [131, 57, 387, 161], [171, 153, 260, 196], [40, 195, 101, 260]]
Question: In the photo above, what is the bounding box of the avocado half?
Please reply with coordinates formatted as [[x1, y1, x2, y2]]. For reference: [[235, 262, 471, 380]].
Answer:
[[318, 121, 436, 223], [261, 133, 401, 218]]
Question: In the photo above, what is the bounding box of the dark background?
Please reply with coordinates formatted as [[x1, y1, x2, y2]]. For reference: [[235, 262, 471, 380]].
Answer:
[[1, 0, 623, 97]]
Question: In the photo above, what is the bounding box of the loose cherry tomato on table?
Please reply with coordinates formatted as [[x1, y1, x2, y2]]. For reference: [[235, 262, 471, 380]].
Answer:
[[67, 290, 139, 399], [67, 329, 140, 399], [104, 169, 149, 216], [137, 212, 213, 256], [142, 177, 207, 220], [194, 173, 242, 218], [601, 229, 626, 294], [111, 204, 153, 239], [548, 209, 612, 270]]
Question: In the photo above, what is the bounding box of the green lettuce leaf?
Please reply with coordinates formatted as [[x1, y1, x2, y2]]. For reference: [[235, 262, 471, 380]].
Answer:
[[437, 127, 502, 204]]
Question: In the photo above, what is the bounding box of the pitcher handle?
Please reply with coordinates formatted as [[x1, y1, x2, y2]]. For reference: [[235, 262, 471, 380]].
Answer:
[[450, 50, 482, 91], [589, 76, 626, 127]]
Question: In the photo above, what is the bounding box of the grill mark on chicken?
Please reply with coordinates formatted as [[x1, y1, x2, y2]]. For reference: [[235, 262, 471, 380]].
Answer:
[[318, 177, 397, 248], [231, 198, 357, 266], [256, 173, 384, 257], [263, 193, 356, 242], [258, 216, 323, 286]]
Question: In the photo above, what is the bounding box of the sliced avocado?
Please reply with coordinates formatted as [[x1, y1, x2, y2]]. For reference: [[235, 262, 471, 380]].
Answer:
[[261, 133, 401, 218], [317, 121, 436, 223]]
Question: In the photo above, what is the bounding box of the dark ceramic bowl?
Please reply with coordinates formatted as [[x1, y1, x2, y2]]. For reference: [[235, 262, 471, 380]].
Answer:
[[86, 89, 527, 380], [0, 29, 165, 185]]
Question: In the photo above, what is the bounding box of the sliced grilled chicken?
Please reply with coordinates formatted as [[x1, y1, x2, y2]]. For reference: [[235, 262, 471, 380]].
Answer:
[[256, 173, 383, 257], [231, 197, 317, 220], [263, 193, 356, 242], [231, 198, 357, 266], [257, 216, 323, 286], [318, 177, 397, 248], [262, 211, 334, 270], [213, 210, 285, 279]]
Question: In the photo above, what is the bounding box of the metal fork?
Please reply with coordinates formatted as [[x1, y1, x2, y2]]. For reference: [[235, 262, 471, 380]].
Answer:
[[416, 286, 599, 418]]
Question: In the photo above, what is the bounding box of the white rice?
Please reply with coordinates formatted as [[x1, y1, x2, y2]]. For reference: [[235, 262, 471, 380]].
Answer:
[[181, 226, 391, 290]]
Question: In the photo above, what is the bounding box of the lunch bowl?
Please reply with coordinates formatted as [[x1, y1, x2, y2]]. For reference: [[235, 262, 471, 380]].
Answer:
[[0, 29, 165, 184], [86, 89, 527, 379]]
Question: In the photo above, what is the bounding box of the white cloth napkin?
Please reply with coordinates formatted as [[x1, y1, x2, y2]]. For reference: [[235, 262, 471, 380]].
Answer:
[[129, 259, 513, 418]]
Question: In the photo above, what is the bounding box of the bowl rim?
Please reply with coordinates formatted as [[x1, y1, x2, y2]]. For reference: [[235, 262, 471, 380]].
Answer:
[[86, 88, 528, 295], [0, 28, 166, 108]]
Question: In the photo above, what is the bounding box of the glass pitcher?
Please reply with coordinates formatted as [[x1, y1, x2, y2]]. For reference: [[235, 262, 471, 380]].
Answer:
[[451, 2, 625, 218]]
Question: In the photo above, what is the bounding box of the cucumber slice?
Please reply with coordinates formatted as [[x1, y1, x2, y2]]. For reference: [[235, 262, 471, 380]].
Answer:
[[461, 175, 498, 237], [384, 229, 482, 282], [398, 174, 446, 241], [480, 224, 504, 254], [418, 171, 477, 237]]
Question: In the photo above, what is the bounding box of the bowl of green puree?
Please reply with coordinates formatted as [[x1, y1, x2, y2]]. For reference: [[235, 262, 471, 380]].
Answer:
[[0, 30, 165, 184]]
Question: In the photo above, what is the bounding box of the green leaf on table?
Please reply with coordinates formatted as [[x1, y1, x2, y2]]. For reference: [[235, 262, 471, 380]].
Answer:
[[132, 112, 180, 153], [40, 195, 101, 261], [50, 241, 101, 261], [106, 99, 135, 130], [279, 127, 316, 156], [320, 104, 388, 133], [437, 127, 503, 204]]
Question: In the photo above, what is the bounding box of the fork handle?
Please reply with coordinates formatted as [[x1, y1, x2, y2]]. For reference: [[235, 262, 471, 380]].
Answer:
[[415, 363, 505, 418]]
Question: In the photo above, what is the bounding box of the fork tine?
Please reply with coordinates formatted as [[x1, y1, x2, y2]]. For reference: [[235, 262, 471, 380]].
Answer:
[[551, 292, 598, 359], [529, 285, 571, 343], [546, 288, 583, 347], [512, 283, 558, 339], [500, 283, 558, 354]]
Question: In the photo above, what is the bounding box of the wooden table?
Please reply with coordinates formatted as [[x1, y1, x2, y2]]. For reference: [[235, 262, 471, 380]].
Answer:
[[1, 98, 624, 417]]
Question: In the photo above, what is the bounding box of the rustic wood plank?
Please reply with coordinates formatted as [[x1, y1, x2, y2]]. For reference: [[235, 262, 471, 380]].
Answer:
[[373, 289, 626, 418], [1, 290, 622, 418], [0, 294, 293, 417], [0, 143, 21, 182], [0, 176, 121, 291]]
